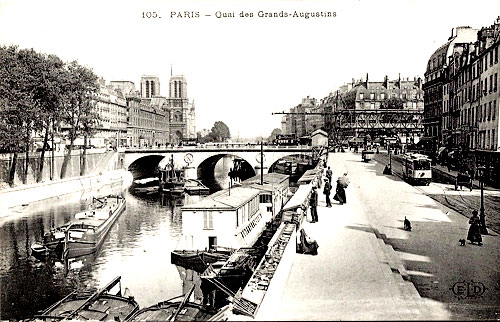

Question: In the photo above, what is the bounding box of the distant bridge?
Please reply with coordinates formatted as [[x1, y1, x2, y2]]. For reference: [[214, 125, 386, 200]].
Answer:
[[122, 144, 314, 179]]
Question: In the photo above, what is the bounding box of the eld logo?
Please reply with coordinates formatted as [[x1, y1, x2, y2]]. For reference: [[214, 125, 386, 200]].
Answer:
[[450, 281, 487, 299]]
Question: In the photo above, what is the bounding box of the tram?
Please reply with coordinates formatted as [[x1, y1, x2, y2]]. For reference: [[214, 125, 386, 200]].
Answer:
[[401, 152, 432, 185]]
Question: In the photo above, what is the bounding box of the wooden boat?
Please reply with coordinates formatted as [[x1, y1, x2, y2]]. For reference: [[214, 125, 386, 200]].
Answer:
[[184, 179, 210, 195], [171, 248, 233, 273], [33, 276, 139, 321], [42, 195, 126, 258], [159, 155, 186, 195], [126, 285, 232, 321]]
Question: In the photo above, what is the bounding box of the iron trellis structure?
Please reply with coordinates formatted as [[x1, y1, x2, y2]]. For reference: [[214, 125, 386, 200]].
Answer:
[[272, 108, 424, 144]]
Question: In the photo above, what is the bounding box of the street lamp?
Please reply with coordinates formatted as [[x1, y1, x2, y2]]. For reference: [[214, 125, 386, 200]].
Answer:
[[477, 166, 488, 235]]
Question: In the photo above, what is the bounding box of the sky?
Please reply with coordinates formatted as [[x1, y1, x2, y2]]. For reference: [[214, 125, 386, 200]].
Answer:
[[1, 0, 499, 138]]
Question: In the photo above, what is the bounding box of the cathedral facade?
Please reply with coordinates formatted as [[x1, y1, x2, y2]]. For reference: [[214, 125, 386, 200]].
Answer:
[[141, 74, 196, 145]]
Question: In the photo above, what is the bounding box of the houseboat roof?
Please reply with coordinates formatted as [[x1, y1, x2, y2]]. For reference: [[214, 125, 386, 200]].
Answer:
[[241, 173, 289, 192], [181, 186, 261, 211], [283, 183, 312, 211], [297, 169, 322, 184]]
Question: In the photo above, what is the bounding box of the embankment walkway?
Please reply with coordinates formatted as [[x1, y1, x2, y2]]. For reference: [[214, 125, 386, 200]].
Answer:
[[256, 153, 450, 320]]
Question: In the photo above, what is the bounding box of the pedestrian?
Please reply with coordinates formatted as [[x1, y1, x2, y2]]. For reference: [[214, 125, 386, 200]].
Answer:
[[333, 173, 349, 205], [323, 178, 332, 207], [467, 210, 483, 246], [310, 186, 318, 223], [326, 166, 332, 183], [298, 228, 319, 255]]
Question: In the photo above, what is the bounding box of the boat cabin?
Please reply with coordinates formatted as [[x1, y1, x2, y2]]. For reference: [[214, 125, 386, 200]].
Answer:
[[180, 186, 268, 251], [240, 173, 290, 219]]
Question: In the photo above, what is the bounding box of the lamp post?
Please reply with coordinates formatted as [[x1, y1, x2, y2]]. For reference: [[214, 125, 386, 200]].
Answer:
[[384, 145, 392, 175], [477, 166, 488, 234]]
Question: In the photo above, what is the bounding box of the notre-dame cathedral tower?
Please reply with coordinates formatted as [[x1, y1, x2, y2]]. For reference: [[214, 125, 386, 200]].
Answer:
[[166, 74, 196, 144], [141, 73, 196, 145]]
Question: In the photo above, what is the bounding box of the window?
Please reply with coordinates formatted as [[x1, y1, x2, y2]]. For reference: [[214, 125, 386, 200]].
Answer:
[[359, 93, 364, 100], [491, 51, 494, 66], [489, 102, 492, 121], [490, 75, 493, 92], [495, 73, 498, 92], [496, 46, 499, 63], [370, 103, 375, 109], [370, 93, 374, 100], [203, 211, 213, 229], [380, 93, 385, 100]]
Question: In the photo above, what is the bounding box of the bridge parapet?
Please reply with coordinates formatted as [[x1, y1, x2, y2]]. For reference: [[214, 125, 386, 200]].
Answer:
[[124, 144, 312, 153], [122, 145, 313, 179]]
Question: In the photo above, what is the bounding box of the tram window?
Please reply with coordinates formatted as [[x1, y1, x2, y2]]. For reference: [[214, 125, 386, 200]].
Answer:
[[413, 160, 430, 170]]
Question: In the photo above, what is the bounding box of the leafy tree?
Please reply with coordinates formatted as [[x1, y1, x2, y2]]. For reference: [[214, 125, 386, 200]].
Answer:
[[268, 128, 282, 142], [30, 53, 67, 182], [380, 97, 404, 109], [59, 61, 99, 179], [210, 121, 231, 142], [0, 46, 41, 186]]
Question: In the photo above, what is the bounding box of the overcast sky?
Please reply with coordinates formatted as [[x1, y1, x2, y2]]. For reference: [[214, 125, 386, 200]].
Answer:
[[1, 0, 499, 138]]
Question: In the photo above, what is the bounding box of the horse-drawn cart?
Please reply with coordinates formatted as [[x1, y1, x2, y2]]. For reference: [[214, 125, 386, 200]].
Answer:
[[361, 150, 374, 162]]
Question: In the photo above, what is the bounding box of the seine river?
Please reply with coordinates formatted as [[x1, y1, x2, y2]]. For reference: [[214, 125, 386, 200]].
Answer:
[[0, 157, 236, 320]]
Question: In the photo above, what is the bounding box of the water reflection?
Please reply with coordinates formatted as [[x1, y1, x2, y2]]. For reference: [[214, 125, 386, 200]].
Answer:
[[0, 156, 236, 320]]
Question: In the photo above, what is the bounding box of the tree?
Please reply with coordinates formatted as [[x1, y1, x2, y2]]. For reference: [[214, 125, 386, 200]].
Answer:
[[210, 121, 231, 142], [30, 53, 67, 182], [268, 128, 282, 142], [381, 97, 404, 109], [0, 46, 41, 186], [59, 61, 99, 179]]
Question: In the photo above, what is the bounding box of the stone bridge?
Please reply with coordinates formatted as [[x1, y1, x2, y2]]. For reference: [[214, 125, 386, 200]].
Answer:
[[122, 144, 314, 179]]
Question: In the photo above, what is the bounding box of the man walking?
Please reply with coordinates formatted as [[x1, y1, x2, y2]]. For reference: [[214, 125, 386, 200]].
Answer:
[[310, 186, 318, 223], [326, 166, 332, 183]]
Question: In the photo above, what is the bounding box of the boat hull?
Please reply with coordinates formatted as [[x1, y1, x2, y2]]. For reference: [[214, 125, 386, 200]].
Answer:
[[64, 199, 126, 258], [171, 250, 230, 272]]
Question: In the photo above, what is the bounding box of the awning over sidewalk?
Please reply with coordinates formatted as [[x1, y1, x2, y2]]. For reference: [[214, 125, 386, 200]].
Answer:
[[283, 184, 312, 211]]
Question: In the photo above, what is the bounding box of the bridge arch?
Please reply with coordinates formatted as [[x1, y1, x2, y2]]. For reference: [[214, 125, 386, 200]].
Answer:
[[128, 154, 166, 178], [197, 153, 256, 182], [122, 146, 314, 180]]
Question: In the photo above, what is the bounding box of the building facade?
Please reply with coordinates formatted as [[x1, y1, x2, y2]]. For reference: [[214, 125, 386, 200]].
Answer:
[[424, 18, 500, 153], [93, 79, 128, 148], [423, 26, 479, 152], [336, 74, 424, 142], [422, 17, 500, 185]]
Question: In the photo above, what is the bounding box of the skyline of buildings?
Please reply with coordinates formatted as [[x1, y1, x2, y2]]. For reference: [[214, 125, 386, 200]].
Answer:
[[84, 73, 196, 148]]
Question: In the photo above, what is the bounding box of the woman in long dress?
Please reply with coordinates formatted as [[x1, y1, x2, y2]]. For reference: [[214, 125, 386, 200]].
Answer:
[[467, 210, 483, 245], [333, 173, 349, 205], [299, 228, 318, 255]]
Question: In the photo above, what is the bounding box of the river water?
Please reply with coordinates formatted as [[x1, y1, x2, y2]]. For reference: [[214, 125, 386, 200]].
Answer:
[[0, 156, 236, 320]]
